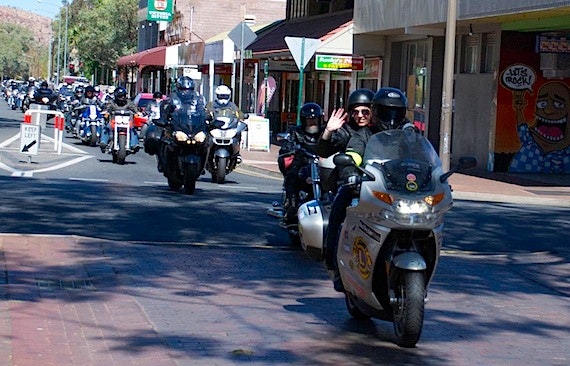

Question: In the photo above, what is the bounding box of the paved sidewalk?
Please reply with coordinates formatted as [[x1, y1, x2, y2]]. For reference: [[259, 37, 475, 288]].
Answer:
[[239, 144, 570, 207]]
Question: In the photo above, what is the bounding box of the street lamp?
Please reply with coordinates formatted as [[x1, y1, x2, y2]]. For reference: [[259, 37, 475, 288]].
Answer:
[[62, 0, 69, 78]]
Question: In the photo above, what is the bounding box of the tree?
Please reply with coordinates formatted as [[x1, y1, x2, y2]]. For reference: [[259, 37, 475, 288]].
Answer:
[[69, 0, 138, 84], [0, 23, 34, 80]]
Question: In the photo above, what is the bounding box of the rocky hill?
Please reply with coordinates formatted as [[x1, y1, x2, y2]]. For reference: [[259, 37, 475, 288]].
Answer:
[[0, 6, 52, 46]]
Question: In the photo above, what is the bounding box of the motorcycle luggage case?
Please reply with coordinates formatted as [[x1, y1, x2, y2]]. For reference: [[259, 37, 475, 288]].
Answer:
[[143, 125, 161, 155], [298, 199, 329, 261]]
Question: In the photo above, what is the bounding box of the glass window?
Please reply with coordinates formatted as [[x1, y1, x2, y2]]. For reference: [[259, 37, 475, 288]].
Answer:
[[460, 34, 480, 74], [480, 33, 497, 74]]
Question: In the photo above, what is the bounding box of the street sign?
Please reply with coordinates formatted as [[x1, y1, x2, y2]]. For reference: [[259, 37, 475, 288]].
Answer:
[[228, 21, 257, 50], [285, 37, 321, 70], [20, 123, 40, 155], [315, 55, 365, 71], [147, 0, 174, 22]]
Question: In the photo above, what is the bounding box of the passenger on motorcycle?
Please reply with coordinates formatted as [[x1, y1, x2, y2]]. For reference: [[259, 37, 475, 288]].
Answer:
[[278, 102, 324, 220], [324, 87, 415, 292], [205, 84, 246, 162], [99, 86, 141, 153], [316, 88, 374, 194]]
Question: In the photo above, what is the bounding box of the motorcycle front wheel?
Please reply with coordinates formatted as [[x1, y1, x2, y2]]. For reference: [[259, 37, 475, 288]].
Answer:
[[392, 271, 425, 348], [215, 157, 227, 184], [116, 134, 127, 165], [89, 125, 98, 147]]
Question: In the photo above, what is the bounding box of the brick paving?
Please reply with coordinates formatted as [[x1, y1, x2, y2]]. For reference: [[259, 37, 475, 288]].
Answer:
[[1, 234, 569, 365]]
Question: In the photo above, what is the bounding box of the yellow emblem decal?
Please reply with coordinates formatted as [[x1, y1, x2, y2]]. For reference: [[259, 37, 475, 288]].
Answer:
[[352, 237, 372, 279], [405, 180, 418, 191]]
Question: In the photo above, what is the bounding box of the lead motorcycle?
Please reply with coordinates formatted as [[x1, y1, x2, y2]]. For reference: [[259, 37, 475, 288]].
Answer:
[[205, 114, 248, 183], [298, 129, 476, 347], [159, 111, 211, 195], [105, 110, 139, 165]]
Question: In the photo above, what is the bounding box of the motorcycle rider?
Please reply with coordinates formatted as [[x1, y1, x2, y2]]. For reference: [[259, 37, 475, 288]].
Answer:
[[32, 80, 56, 103], [324, 87, 414, 292], [82, 85, 103, 108], [316, 88, 374, 193], [65, 85, 85, 132], [206, 84, 246, 161], [154, 76, 207, 173], [99, 86, 141, 153], [278, 102, 324, 224]]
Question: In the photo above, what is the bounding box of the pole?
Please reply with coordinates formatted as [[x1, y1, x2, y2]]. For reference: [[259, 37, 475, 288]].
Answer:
[[296, 38, 305, 126], [47, 34, 53, 83], [238, 21, 245, 111], [56, 14, 61, 83], [63, 0, 69, 76], [439, 0, 457, 171]]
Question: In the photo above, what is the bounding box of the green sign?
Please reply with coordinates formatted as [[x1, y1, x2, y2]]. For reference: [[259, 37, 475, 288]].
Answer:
[[147, 0, 173, 22], [315, 55, 364, 71]]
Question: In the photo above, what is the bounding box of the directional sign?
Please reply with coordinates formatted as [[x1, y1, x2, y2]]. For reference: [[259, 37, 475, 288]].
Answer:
[[285, 37, 321, 70], [228, 21, 257, 50], [20, 123, 40, 155]]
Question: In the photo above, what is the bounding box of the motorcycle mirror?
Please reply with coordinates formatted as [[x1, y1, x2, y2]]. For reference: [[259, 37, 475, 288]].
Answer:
[[333, 153, 354, 167]]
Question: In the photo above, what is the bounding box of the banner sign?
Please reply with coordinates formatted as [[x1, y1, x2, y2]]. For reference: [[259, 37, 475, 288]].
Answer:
[[147, 0, 174, 22], [315, 55, 365, 71], [536, 34, 570, 53]]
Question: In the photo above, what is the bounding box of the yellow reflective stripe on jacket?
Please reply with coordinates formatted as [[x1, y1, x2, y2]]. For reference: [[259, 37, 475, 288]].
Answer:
[[346, 151, 363, 167]]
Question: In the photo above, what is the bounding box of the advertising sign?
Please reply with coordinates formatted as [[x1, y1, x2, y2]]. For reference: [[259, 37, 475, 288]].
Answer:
[[246, 115, 270, 152], [315, 55, 365, 71], [147, 0, 174, 22]]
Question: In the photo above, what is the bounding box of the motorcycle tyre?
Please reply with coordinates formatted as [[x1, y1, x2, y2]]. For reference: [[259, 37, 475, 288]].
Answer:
[[392, 271, 425, 348], [89, 125, 98, 147], [345, 292, 371, 320], [168, 176, 183, 192], [215, 157, 227, 184], [183, 164, 198, 195], [117, 134, 127, 165]]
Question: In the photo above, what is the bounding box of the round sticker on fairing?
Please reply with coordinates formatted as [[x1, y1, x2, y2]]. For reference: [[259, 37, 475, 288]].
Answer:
[[406, 173, 417, 181]]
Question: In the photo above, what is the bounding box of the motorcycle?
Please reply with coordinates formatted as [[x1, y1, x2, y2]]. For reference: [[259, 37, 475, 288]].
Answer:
[[267, 146, 333, 246], [106, 110, 139, 165], [160, 113, 211, 195], [205, 115, 248, 183], [7, 88, 19, 110], [298, 129, 476, 347], [21, 88, 36, 113], [78, 103, 104, 147]]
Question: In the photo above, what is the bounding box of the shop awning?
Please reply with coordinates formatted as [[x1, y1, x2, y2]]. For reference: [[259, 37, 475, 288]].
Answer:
[[249, 10, 354, 56], [117, 46, 167, 67]]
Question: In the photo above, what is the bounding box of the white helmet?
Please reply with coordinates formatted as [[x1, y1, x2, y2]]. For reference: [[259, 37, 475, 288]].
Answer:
[[107, 86, 116, 94], [215, 85, 231, 106]]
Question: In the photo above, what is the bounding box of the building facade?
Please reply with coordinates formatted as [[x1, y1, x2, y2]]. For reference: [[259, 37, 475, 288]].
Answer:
[[354, 0, 570, 174]]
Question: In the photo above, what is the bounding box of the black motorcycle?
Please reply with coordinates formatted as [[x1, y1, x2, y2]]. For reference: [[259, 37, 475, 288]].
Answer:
[[159, 113, 213, 195]]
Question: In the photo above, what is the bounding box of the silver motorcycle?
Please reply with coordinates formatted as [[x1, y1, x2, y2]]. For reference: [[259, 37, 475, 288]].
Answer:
[[298, 129, 476, 347]]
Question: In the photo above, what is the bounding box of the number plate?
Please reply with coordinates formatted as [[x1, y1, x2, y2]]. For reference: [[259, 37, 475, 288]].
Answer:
[[115, 115, 131, 127]]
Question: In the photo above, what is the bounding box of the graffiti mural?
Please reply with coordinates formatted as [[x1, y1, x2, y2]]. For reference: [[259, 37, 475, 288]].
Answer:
[[495, 32, 570, 174]]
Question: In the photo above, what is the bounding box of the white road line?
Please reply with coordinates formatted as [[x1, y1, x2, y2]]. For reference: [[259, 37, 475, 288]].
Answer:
[[0, 133, 21, 148], [3, 156, 94, 177]]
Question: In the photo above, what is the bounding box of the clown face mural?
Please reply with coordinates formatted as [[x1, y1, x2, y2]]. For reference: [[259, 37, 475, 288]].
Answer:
[[509, 80, 570, 173]]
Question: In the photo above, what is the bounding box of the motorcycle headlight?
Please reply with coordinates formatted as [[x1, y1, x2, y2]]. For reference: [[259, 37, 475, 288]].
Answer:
[[174, 130, 189, 142], [194, 131, 206, 143], [42, 97, 49, 104]]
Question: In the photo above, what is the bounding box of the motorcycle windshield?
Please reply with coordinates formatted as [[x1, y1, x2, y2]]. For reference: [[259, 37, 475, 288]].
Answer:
[[171, 105, 206, 134], [362, 129, 442, 192]]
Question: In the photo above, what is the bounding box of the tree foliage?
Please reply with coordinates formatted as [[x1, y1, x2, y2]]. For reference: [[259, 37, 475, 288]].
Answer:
[[55, 0, 138, 82], [0, 23, 35, 79]]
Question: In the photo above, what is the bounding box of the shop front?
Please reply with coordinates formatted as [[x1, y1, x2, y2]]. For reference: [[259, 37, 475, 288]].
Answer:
[[117, 46, 167, 98]]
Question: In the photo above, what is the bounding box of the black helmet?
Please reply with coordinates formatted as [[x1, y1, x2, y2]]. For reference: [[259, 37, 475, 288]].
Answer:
[[153, 91, 163, 99], [371, 87, 408, 130], [347, 88, 374, 110], [114, 86, 128, 106], [85, 85, 95, 96], [299, 102, 323, 135], [176, 76, 195, 95]]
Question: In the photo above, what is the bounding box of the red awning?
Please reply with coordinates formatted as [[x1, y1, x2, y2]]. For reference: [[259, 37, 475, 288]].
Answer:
[[117, 46, 167, 67]]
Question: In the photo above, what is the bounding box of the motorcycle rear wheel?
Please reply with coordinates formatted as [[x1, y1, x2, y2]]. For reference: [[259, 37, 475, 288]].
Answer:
[[392, 271, 425, 348]]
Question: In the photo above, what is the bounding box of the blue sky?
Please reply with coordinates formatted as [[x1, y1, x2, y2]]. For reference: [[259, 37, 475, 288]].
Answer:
[[0, 0, 66, 19]]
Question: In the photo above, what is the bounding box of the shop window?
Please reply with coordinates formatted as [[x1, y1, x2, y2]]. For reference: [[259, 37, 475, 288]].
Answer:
[[480, 33, 497, 74], [460, 34, 480, 74]]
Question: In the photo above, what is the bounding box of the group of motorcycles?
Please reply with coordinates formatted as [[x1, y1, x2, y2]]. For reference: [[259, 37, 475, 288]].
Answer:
[[269, 128, 477, 348], [5, 83, 35, 113]]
